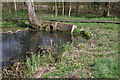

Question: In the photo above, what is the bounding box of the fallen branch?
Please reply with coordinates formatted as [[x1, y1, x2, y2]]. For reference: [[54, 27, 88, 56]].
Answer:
[[2, 18, 29, 21], [2, 18, 120, 24], [48, 19, 120, 24]]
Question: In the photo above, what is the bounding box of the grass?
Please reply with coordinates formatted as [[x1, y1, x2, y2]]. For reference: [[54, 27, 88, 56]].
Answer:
[[40, 13, 119, 21], [2, 26, 26, 32], [73, 28, 93, 39], [26, 53, 40, 77], [2, 9, 28, 19], [42, 58, 83, 78], [1, 10, 28, 32], [1, 20, 28, 32], [92, 58, 119, 78]]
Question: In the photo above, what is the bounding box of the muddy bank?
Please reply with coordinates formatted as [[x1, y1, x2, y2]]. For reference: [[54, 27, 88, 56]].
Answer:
[[1, 27, 29, 34]]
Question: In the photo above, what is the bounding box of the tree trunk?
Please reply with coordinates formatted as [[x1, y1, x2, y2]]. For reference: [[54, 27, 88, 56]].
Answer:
[[22, 1, 25, 16], [55, 0, 58, 17], [26, 0, 41, 28], [76, 2, 79, 16], [53, 3, 54, 16], [64, 2, 66, 15], [62, 0, 65, 16], [14, 0, 17, 16], [68, 3, 71, 18], [7, 0, 11, 16], [107, 1, 110, 16], [22, 0, 25, 9], [103, 2, 109, 17]]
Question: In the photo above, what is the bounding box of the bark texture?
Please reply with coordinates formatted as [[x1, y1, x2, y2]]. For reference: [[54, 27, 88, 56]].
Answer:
[[42, 21, 77, 33], [103, 2, 109, 17], [26, 0, 41, 28], [7, 0, 11, 16], [14, 0, 17, 16], [62, 0, 65, 16], [68, 3, 71, 18], [55, 0, 58, 17], [76, 2, 79, 16]]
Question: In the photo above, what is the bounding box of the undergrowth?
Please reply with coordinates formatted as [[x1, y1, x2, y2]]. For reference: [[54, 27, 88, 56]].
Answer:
[[92, 58, 119, 78]]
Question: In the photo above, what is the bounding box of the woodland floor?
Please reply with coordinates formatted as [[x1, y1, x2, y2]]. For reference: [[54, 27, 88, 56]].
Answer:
[[1, 12, 119, 78]]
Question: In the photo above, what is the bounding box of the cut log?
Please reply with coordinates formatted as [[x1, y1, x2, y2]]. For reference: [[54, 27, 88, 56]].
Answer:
[[42, 21, 77, 33], [49, 19, 120, 24]]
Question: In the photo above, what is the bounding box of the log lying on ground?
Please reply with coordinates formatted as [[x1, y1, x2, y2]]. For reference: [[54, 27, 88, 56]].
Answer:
[[2, 18, 29, 21], [49, 19, 120, 24], [2, 18, 119, 24], [42, 21, 77, 33]]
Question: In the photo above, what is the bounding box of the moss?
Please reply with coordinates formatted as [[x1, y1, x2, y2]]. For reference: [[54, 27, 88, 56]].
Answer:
[[73, 28, 81, 34], [17, 21, 29, 27], [80, 30, 93, 39], [73, 28, 93, 39], [42, 24, 49, 30]]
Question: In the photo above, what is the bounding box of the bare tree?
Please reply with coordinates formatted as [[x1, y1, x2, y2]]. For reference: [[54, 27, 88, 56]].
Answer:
[[53, 3, 55, 16], [107, 1, 110, 16], [103, 2, 110, 17], [7, 0, 11, 16], [62, 0, 65, 16], [55, 0, 58, 17], [68, 3, 71, 18], [14, 0, 17, 16], [76, 2, 79, 16], [26, 0, 41, 28]]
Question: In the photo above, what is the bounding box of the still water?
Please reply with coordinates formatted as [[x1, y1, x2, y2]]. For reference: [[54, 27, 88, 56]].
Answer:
[[1, 30, 84, 67]]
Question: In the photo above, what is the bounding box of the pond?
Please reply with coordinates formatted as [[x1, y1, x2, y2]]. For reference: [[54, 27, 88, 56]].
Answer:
[[1, 30, 85, 68]]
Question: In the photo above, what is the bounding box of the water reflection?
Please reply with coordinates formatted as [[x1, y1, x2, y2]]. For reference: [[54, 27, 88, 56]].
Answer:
[[2, 30, 84, 67]]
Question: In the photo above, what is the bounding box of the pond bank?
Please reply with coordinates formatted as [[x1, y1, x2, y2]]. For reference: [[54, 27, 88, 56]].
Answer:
[[1, 27, 29, 34]]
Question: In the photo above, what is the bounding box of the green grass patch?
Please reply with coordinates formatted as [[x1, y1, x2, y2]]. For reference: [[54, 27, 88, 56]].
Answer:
[[42, 58, 83, 78], [73, 28, 93, 39], [41, 13, 119, 21], [92, 58, 119, 78], [25, 52, 54, 77]]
